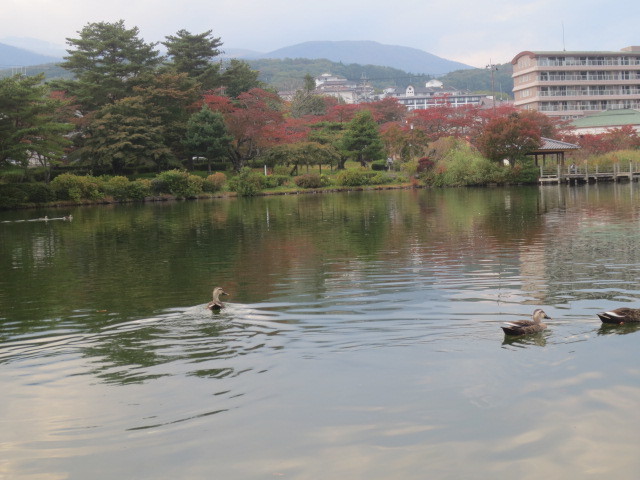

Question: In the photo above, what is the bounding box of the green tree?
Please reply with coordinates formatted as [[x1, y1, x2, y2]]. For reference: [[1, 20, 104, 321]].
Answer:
[[162, 29, 223, 90], [308, 121, 348, 169], [221, 59, 264, 98], [262, 141, 340, 174], [59, 20, 162, 111], [0, 74, 72, 177], [289, 90, 327, 118], [303, 73, 316, 92], [341, 110, 385, 167], [83, 96, 175, 173], [183, 105, 233, 172], [134, 72, 200, 163]]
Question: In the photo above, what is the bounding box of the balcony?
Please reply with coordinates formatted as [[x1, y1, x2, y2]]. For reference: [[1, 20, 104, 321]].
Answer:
[[538, 58, 640, 67]]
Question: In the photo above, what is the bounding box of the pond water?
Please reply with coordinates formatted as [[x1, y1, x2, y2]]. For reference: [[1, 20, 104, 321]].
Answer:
[[2, 184, 640, 479]]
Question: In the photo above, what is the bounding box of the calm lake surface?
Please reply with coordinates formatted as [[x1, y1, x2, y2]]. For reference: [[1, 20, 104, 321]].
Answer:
[[2, 184, 640, 479]]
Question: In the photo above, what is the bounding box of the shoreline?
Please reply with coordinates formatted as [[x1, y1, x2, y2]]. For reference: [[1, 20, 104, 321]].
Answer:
[[0, 182, 422, 212]]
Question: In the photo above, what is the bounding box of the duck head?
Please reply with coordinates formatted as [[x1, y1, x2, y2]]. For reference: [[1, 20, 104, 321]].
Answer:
[[212, 287, 229, 301], [532, 309, 551, 323]]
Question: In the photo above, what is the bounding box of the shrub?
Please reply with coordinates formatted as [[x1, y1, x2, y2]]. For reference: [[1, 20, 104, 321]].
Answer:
[[203, 172, 227, 193], [336, 169, 372, 187], [228, 167, 264, 196], [417, 157, 435, 173], [128, 179, 151, 200], [370, 172, 395, 185], [264, 174, 290, 189], [294, 173, 324, 188], [103, 176, 131, 201], [371, 160, 388, 171], [152, 170, 204, 198], [50, 174, 103, 201], [0, 169, 27, 184], [0, 184, 28, 208], [23, 183, 56, 203]]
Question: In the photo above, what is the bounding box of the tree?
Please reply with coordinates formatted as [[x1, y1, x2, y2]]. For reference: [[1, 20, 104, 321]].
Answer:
[[365, 97, 407, 124], [163, 29, 223, 90], [220, 59, 264, 98], [262, 141, 340, 174], [183, 105, 233, 172], [133, 72, 200, 163], [303, 73, 316, 93], [59, 20, 162, 111], [289, 90, 327, 118], [83, 96, 175, 173], [307, 121, 348, 169], [410, 104, 478, 142], [0, 74, 72, 177], [222, 88, 284, 170], [475, 112, 542, 165], [341, 110, 385, 167]]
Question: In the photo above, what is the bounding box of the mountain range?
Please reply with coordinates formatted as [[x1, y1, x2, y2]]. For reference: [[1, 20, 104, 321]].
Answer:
[[1, 38, 471, 76], [0, 42, 62, 68], [228, 41, 473, 75]]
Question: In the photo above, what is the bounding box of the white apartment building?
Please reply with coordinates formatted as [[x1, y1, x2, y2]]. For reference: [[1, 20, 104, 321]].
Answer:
[[393, 79, 488, 111], [512, 47, 640, 119]]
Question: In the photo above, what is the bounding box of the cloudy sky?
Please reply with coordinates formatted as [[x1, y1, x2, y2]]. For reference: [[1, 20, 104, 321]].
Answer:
[[2, 0, 638, 67]]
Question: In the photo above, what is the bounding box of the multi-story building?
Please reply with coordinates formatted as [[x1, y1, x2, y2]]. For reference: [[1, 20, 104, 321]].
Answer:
[[314, 73, 374, 104], [512, 47, 640, 119], [391, 79, 491, 111]]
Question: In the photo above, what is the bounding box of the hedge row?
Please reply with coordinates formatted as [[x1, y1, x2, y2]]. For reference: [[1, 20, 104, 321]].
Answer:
[[0, 170, 229, 209]]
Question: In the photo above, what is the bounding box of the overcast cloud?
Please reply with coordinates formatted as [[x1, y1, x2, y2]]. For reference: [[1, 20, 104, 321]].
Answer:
[[2, 0, 638, 67]]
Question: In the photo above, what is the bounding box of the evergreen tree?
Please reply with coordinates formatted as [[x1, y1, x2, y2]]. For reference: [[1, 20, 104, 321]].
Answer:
[[341, 110, 385, 167], [83, 96, 175, 173], [0, 74, 72, 175], [59, 20, 162, 111], [163, 29, 223, 90], [221, 59, 264, 98], [183, 105, 232, 172]]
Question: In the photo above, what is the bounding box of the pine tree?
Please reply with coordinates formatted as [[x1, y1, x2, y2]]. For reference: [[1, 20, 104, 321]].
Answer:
[[163, 29, 223, 90], [341, 110, 385, 167], [183, 106, 232, 172]]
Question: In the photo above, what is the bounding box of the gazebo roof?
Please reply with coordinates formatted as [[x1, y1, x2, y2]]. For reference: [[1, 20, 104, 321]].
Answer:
[[530, 137, 580, 154]]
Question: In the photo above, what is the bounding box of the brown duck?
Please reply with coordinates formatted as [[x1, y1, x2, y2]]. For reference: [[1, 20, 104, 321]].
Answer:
[[207, 287, 229, 310], [597, 308, 640, 324], [501, 309, 550, 336]]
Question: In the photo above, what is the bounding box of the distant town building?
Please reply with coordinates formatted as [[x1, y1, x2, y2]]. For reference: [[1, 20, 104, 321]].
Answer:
[[390, 79, 494, 111], [511, 46, 640, 119], [313, 73, 374, 104]]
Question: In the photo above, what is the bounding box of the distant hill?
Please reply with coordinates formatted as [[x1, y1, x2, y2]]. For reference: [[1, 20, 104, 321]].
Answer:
[[255, 40, 473, 76], [439, 63, 514, 96], [0, 37, 67, 58], [0, 42, 62, 68]]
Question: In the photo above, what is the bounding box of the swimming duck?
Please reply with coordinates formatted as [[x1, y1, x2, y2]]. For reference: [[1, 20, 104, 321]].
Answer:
[[207, 287, 229, 310], [501, 309, 550, 336], [597, 308, 640, 324]]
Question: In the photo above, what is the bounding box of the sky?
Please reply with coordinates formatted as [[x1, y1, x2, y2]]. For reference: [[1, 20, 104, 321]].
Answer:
[[2, 0, 639, 68]]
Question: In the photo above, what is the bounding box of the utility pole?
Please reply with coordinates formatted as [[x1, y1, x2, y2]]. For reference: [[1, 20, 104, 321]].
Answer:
[[486, 61, 498, 115]]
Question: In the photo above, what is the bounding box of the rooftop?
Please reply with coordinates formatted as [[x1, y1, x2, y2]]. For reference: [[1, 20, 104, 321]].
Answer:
[[571, 109, 640, 128]]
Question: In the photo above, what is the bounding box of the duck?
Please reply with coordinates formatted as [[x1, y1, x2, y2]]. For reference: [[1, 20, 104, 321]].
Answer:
[[207, 287, 229, 310], [597, 307, 640, 324], [501, 309, 550, 336]]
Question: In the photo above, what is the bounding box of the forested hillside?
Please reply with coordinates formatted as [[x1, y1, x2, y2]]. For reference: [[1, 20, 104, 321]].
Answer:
[[0, 56, 514, 97]]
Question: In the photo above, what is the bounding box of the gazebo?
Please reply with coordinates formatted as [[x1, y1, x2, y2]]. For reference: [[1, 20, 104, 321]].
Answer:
[[527, 137, 580, 169]]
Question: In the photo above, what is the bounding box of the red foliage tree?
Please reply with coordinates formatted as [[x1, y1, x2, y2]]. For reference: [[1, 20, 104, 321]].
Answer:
[[203, 88, 285, 170], [475, 112, 543, 165], [409, 104, 479, 142]]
